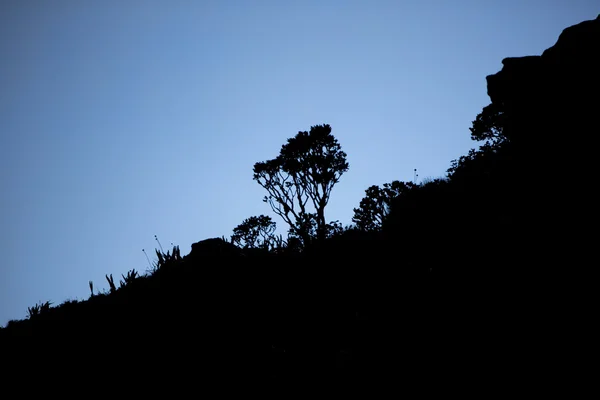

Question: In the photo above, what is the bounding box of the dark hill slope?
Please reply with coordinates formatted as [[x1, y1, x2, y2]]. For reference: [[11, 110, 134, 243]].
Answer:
[[2, 15, 598, 390]]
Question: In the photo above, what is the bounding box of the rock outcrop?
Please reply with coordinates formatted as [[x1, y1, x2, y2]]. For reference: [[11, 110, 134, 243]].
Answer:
[[483, 15, 599, 330], [490, 14, 599, 151], [186, 237, 244, 260], [486, 14, 599, 155], [474, 16, 600, 371]]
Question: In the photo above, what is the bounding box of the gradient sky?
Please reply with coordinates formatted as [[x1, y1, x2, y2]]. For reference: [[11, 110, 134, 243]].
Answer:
[[1, 1, 597, 326]]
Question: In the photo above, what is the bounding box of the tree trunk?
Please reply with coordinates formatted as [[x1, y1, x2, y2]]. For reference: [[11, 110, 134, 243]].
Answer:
[[316, 206, 326, 242]]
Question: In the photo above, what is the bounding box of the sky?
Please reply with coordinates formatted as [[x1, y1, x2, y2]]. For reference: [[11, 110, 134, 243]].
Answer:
[[1, 0, 597, 326]]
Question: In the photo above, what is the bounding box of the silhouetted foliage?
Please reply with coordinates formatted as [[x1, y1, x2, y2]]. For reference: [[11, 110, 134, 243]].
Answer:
[[325, 219, 344, 238], [284, 213, 346, 245], [105, 274, 117, 293], [151, 245, 182, 272], [27, 301, 52, 319], [352, 180, 417, 231], [469, 102, 507, 146], [119, 269, 139, 288], [253, 124, 348, 245], [231, 215, 277, 250], [448, 98, 513, 186]]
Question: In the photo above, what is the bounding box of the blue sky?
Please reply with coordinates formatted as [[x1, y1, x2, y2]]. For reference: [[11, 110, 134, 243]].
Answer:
[[1, 1, 597, 326]]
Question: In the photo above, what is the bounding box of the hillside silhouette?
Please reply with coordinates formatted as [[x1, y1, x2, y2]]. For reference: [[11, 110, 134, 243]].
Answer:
[[2, 15, 598, 389]]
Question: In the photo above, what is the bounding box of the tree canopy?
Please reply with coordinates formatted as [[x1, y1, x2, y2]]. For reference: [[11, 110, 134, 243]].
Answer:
[[352, 180, 417, 232], [469, 102, 507, 147], [253, 124, 349, 245], [230, 215, 277, 250]]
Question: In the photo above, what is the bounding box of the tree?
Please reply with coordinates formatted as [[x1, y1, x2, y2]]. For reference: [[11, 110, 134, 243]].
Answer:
[[352, 180, 416, 231], [447, 101, 511, 182], [231, 215, 277, 250], [253, 124, 349, 244], [469, 102, 507, 147]]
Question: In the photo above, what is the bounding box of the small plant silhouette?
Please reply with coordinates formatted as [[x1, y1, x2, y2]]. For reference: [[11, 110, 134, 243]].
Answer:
[[143, 236, 181, 274], [105, 274, 117, 293], [155, 235, 164, 253], [154, 245, 182, 271], [120, 269, 139, 288], [27, 301, 52, 319]]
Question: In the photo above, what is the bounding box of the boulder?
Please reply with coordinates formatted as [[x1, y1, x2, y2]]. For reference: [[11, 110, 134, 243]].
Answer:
[[186, 237, 244, 260]]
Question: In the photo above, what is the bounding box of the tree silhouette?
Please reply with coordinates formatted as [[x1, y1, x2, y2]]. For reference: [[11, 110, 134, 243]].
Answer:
[[352, 180, 416, 231], [231, 215, 277, 250], [469, 102, 507, 147], [253, 124, 349, 244], [447, 101, 511, 183]]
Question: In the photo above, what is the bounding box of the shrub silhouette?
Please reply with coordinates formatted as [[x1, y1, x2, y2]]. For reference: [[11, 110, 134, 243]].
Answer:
[[231, 215, 277, 250]]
